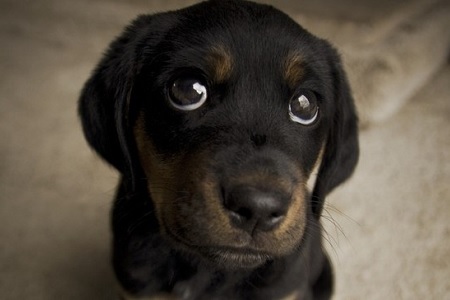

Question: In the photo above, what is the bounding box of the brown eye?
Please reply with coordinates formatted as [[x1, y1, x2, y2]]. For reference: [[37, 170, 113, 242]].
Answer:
[[168, 77, 208, 111], [288, 90, 319, 125]]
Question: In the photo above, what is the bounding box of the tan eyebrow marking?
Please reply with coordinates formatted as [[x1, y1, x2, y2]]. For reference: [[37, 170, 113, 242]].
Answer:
[[284, 52, 305, 87], [206, 45, 234, 82]]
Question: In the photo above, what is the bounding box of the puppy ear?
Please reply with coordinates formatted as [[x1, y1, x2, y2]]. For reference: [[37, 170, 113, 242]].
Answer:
[[311, 49, 359, 217], [78, 14, 174, 186]]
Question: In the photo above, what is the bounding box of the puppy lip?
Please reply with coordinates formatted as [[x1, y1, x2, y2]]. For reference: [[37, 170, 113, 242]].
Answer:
[[200, 246, 273, 269], [163, 224, 272, 268]]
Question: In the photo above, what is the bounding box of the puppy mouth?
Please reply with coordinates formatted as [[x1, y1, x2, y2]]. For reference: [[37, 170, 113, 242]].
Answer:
[[198, 247, 273, 269], [163, 225, 272, 269]]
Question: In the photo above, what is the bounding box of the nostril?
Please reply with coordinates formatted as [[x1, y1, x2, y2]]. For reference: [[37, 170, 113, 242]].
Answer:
[[234, 207, 253, 221], [267, 210, 286, 226], [222, 187, 253, 221], [270, 211, 283, 219]]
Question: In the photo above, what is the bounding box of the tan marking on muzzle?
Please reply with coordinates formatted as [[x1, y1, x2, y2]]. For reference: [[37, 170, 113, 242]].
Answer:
[[133, 114, 183, 224], [270, 174, 307, 252]]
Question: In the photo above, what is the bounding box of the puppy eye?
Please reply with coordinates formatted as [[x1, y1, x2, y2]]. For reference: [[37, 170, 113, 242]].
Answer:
[[288, 90, 319, 125], [168, 77, 208, 111]]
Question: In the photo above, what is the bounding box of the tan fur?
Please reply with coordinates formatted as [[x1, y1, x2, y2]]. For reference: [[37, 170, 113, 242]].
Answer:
[[133, 114, 182, 226], [133, 113, 311, 257], [273, 174, 306, 249], [307, 143, 326, 193], [207, 45, 234, 82], [281, 290, 300, 300], [284, 52, 305, 88]]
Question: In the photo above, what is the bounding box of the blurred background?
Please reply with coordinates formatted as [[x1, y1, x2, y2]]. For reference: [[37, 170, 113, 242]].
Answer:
[[0, 0, 449, 299]]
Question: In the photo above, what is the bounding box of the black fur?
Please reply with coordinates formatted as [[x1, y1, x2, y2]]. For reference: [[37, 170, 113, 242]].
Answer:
[[79, 1, 358, 299]]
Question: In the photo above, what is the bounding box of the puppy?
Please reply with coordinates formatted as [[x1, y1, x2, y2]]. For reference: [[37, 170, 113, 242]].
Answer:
[[79, 1, 359, 299]]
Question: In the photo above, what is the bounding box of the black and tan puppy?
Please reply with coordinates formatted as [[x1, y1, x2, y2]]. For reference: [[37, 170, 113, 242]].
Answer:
[[79, 0, 358, 299]]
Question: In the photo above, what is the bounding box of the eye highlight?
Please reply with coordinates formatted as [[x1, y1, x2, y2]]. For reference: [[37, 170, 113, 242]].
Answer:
[[288, 90, 319, 125], [168, 77, 208, 111]]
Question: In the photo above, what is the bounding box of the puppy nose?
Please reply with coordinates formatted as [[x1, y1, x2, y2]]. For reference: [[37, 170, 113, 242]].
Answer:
[[223, 186, 289, 233]]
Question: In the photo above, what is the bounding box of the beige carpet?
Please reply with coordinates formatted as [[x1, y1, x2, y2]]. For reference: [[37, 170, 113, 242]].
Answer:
[[326, 64, 450, 299], [0, 0, 449, 299]]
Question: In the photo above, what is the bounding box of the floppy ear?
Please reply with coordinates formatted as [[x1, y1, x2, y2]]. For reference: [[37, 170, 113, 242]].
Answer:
[[311, 49, 359, 217], [78, 14, 175, 187]]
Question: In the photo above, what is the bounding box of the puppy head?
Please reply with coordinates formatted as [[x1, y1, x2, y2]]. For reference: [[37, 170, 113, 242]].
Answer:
[[79, 0, 358, 269]]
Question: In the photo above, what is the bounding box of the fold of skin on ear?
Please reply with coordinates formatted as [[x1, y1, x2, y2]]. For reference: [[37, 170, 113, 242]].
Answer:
[[311, 49, 359, 218], [78, 14, 176, 190]]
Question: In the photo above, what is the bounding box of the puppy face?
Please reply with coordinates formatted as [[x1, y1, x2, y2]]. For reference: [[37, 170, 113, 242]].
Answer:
[[131, 4, 335, 269], [80, 0, 359, 271]]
